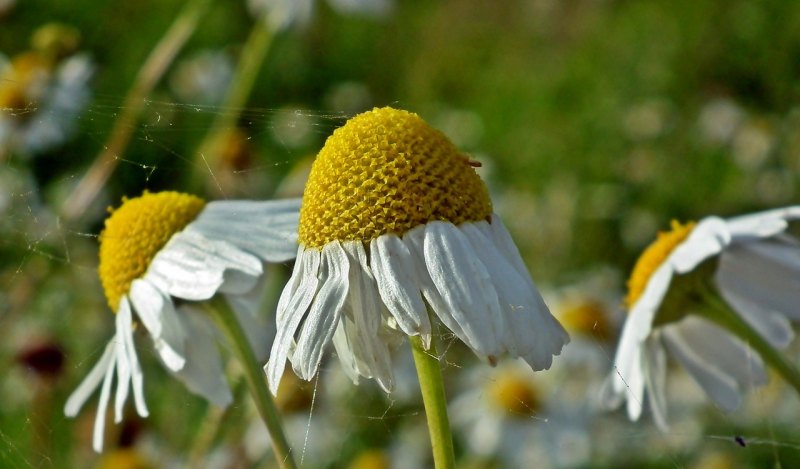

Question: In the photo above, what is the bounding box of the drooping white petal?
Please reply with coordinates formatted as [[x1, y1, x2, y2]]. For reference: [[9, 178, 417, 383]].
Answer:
[[186, 198, 301, 262], [422, 221, 505, 361], [337, 241, 394, 392], [716, 240, 800, 322], [266, 247, 321, 394], [643, 334, 668, 431], [92, 346, 117, 452], [462, 221, 568, 370], [370, 234, 431, 342], [170, 306, 233, 407], [113, 300, 133, 423], [332, 320, 361, 385], [624, 343, 646, 421], [726, 206, 800, 239], [717, 286, 794, 349], [669, 316, 767, 388], [612, 263, 673, 394], [670, 216, 730, 273], [147, 230, 262, 301], [402, 225, 469, 346], [662, 325, 742, 411], [293, 241, 349, 380], [64, 338, 117, 417], [129, 279, 186, 371]]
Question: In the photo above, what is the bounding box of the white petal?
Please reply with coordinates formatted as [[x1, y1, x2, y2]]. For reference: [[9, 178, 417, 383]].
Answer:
[[716, 240, 800, 322], [726, 206, 800, 239], [129, 279, 186, 371], [370, 234, 431, 341], [93, 346, 117, 452], [292, 241, 349, 380], [402, 225, 469, 345], [338, 241, 394, 392], [187, 198, 301, 262], [625, 344, 645, 421], [64, 338, 116, 417], [717, 287, 794, 349], [266, 248, 321, 394], [669, 316, 767, 388], [422, 221, 504, 361], [171, 306, 233, 407], [612, 264, 672, 394], [669, 217, 730, 273], [113, 300, 133, 423], [643, 334, 668, 431], [462, 222, 568, 370], [662, 325, 742, 411], [332, 320, 361, 385], [147, 230, 262, 301]]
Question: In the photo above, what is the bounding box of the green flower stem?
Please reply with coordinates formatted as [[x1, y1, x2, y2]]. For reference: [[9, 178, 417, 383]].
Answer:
[[61, 0, 212, 221], [207, 296, 297, 469], [190, 17, 275, 191], [410, 335, 456, 469], [700, 286, 800, 396]]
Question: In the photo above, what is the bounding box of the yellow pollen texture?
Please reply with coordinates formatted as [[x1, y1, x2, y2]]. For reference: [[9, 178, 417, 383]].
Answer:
[[298, 107, 492, 248], [625, 220, 696, 310], [98, 191, 205, 311]]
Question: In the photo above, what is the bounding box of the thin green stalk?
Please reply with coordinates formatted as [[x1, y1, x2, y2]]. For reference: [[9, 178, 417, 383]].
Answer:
[[206, 296, 297, 469], [61, 0, 212, 221], [190, 18, 275, 191], [700, 286, 800, 396], [410, 335, 456, 469]]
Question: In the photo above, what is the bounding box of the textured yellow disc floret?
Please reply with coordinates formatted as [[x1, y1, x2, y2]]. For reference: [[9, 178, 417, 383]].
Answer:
[[558, 299, 612, 341], [98, 191, 205, 311], [625, 220, 696, 309], [299, 107, 492, 248]]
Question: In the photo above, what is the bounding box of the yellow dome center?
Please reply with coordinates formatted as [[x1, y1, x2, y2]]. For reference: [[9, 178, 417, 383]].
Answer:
[[625, 220, 696, 309], [298, 107, 493, 248], [487, 372, 540, 417], [98, 191, 205, 311], [0, 52, 51, 112]]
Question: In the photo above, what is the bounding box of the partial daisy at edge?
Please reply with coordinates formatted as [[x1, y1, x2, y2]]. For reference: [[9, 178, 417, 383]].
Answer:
[[603, 206, 800, 429], [265, 106, 570, 396], [64, 191, 301, 452]]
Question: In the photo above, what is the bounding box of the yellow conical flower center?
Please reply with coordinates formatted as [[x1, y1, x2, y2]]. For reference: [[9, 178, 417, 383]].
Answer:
[[625, 220, 696, 309], [558, 298, 612, 341], [487, 372, 540, 417], [98, 191, 205, 311], [299, 107, 492, 248]]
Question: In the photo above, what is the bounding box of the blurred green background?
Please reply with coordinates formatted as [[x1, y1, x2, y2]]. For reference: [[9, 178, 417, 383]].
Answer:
[[2, 0, 800, 467]]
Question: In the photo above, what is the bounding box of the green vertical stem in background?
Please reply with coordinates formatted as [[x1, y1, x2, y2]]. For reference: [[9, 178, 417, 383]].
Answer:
[[410, 334, 456, 469], [60, 0, 212, 221], [189, 17, 275, 192], [206, 296, 297, 469], [700, 286, 800, 397]]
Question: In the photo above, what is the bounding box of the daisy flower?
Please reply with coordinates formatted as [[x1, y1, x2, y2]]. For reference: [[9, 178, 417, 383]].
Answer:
[[266, 106, 569, 393], [0, 25, 93, 158], [64, 191, 300, 452], [605, 207, 800, 429]]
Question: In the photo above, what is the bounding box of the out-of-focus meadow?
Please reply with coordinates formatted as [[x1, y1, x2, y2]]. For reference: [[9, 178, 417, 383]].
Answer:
[[2, 0, 800, 467]]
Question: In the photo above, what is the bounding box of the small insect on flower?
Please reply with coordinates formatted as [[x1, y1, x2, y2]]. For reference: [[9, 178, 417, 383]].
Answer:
[[266, 107, 569, 395], [604, 207, 800, 429], [64, 191, 300, 452]]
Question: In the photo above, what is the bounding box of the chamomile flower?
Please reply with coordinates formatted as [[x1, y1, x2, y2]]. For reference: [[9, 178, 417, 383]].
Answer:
[[266, 107, 569, 395], [0, 25, 93, 158], [65, 191, 300, 452], [605, 207, 800, 429]]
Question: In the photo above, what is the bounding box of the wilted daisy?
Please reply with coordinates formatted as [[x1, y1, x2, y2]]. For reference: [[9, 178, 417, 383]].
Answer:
[[0, 24, 93, 158], [65, 191, 300, 452], [266, 106, 569, 393], [605, 207, 800, 429]]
